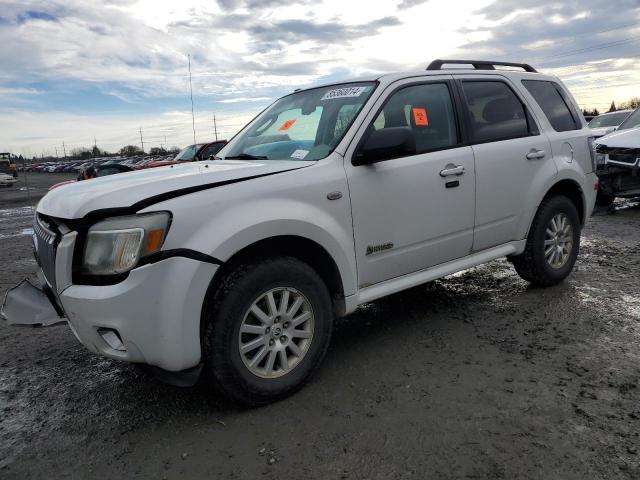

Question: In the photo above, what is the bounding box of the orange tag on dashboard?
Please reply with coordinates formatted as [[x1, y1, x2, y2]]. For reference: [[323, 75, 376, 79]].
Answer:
[[412, 108, 428, 126], [279, 119, 296, 131]]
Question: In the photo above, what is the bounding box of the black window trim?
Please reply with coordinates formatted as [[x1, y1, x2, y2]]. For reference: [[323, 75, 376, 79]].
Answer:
[[351, 79, 467, 165], [521, 79, 582, 132], [455, 78, 541, 146]]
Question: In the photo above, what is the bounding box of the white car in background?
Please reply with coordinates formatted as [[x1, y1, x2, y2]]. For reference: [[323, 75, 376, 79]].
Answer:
[[594, 108, 640, 205], [0, 173, 17, 187], [587, 109, 633, 138]]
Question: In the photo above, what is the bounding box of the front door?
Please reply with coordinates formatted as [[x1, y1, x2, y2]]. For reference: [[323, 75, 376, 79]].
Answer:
[[345, 79, 476, 288]]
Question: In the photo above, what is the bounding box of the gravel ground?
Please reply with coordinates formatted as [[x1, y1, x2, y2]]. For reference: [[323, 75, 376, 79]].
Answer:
[[1, 175, 639, 479]]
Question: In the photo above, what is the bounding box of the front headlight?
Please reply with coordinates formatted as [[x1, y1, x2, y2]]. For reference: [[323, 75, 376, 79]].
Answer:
[[82, 212, 171, 275]]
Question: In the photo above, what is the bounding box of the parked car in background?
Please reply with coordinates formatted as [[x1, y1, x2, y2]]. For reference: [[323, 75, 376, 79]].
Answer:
[[140, 141, 227, 169], [594, 113, 640, 205], [0, 172, 17, 187], [49, 163, 133, 190], [588, 110, 633, 138]]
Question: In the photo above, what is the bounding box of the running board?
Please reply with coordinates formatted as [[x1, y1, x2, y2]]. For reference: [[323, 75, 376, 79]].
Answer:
[[345, 241, 525, 313]]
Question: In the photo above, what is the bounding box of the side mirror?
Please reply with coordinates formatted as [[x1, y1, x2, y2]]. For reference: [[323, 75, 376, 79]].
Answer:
[[353, 127, 416, 166]]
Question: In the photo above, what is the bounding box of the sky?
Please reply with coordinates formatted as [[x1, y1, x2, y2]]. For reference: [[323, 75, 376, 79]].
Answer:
[[0, 0, 639, 157]]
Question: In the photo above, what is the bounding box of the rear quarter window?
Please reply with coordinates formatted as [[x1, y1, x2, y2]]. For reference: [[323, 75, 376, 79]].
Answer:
[[522, 80, 580, 132]]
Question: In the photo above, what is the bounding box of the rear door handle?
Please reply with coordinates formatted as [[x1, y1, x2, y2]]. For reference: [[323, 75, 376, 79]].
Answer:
[[526, 149, 546, 160], [439, 164, 465, 177]]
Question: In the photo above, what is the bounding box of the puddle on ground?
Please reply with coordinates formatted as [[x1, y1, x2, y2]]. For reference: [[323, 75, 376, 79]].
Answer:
[[0, 206, 33, 218], [0, 229, 34, 240]]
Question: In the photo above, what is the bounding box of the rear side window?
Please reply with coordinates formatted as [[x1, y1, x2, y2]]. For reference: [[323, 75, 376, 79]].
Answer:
[[461, 81, 531, 143], [371, 82, 458, 154], [522, 80, 579, 132]]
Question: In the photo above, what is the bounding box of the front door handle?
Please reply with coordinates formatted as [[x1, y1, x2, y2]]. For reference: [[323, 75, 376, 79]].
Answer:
[[526, 149, 546, 160], [439, 164, 465, 177]]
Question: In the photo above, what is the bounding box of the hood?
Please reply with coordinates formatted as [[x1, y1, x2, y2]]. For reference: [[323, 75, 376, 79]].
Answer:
[[589, 126, 617, 138], [597, 127, 640, 148], [37, 159, 314, 219]]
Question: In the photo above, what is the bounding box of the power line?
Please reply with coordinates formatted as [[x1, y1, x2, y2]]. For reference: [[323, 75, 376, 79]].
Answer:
[[188, 54, 197, 145]]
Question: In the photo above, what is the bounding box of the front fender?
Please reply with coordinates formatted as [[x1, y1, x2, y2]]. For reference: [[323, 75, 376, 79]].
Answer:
[[198, 199, 357, 296], [146, 160, 357, 297]]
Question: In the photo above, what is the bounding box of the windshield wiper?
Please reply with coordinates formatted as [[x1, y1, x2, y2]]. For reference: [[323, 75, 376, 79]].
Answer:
[[224, 153, 268, 160]]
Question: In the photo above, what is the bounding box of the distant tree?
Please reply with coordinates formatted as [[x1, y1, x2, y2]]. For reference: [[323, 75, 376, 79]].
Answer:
[[149, 146, 167, 155], [608, 101, 617, 112], [168, 146, 180, 154], [120, 145, 144, 157], [91, 145, 106, 157], [619, 97, 640, 110], [70, 147, 92, 160]]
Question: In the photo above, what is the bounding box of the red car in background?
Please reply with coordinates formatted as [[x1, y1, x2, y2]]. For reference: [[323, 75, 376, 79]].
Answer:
[[140, 140, 227, 169]]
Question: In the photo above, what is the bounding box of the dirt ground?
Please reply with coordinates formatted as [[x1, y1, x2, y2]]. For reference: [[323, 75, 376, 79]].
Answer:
[[1, 174, 639, 479]]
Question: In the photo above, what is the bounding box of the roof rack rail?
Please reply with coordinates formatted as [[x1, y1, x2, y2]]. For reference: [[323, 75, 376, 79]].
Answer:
[[427, 59, 538, 73]]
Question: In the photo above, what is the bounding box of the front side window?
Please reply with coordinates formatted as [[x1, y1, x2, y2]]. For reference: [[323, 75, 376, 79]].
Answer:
[[220, 82, 376, 161], [461, 81, 531, 143], [522, 80, 579, 132], [618, 108, 640, 130], [371, 82, 458, 153]]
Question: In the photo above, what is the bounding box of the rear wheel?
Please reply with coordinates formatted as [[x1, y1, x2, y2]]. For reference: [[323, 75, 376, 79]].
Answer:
[[511, 195, 580, 286], [202, 256, 333, 406]]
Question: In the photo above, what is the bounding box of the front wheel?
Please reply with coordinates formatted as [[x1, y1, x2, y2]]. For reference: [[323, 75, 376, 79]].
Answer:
[[511, 195, 581, 286], [202, 256, 333, 406]]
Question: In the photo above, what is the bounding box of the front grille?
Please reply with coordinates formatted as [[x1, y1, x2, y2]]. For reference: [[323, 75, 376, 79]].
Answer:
[[596, 145, 640, 165], [33, 214, 59, 291]]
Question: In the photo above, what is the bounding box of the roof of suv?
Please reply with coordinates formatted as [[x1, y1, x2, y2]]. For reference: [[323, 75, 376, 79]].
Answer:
[[307, 60, 557, 92]]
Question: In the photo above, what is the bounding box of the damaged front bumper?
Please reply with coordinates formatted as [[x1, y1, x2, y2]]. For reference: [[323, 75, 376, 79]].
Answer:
[[1, 276, 66, 327]]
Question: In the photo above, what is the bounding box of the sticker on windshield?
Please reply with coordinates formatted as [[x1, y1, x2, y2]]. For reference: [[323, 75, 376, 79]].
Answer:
[[291, 149, 309, 159], [412, 108, 429, 126], [279, 119, 297, 131], [321, 86, 367, 101]]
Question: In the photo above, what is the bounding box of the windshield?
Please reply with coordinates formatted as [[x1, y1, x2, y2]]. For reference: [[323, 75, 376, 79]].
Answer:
[[588, 111, 630, 128], [618, 108, 640, 130], [219, 82, 377, 161], [174, 144, 203, 161]]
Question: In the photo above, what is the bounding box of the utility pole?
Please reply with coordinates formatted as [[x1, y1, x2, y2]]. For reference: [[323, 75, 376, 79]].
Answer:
[[62, 142, 66, 158], [55, 147, 58, 158], [139, 127, 144, 153], [213, 113, 218, 141], [94, 137, 97, 158], [188, 54, 196, 145]]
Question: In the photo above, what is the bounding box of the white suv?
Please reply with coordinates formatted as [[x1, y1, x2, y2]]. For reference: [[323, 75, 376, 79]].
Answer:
[[3, 60, 598, 405]]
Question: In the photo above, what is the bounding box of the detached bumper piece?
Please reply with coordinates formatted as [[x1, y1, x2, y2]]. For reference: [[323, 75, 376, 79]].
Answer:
[[1, 280, 66, 327]]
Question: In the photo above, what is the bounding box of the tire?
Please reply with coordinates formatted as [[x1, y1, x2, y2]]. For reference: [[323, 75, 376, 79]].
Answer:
[[511, 195, 581, 287], [202, 256, 333, 406], [595, 190, 614, 207]]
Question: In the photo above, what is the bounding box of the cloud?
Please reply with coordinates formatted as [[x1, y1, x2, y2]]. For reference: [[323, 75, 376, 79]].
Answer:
[[16, 10, 58, 23], [397, 0, 430, 9], [217, 96, 272, 103], [1, 0, 639, 153]]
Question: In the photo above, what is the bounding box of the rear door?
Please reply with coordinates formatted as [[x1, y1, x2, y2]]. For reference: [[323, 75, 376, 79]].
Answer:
[[455, 76, 556, 251], [520, 79, 590, 174]]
